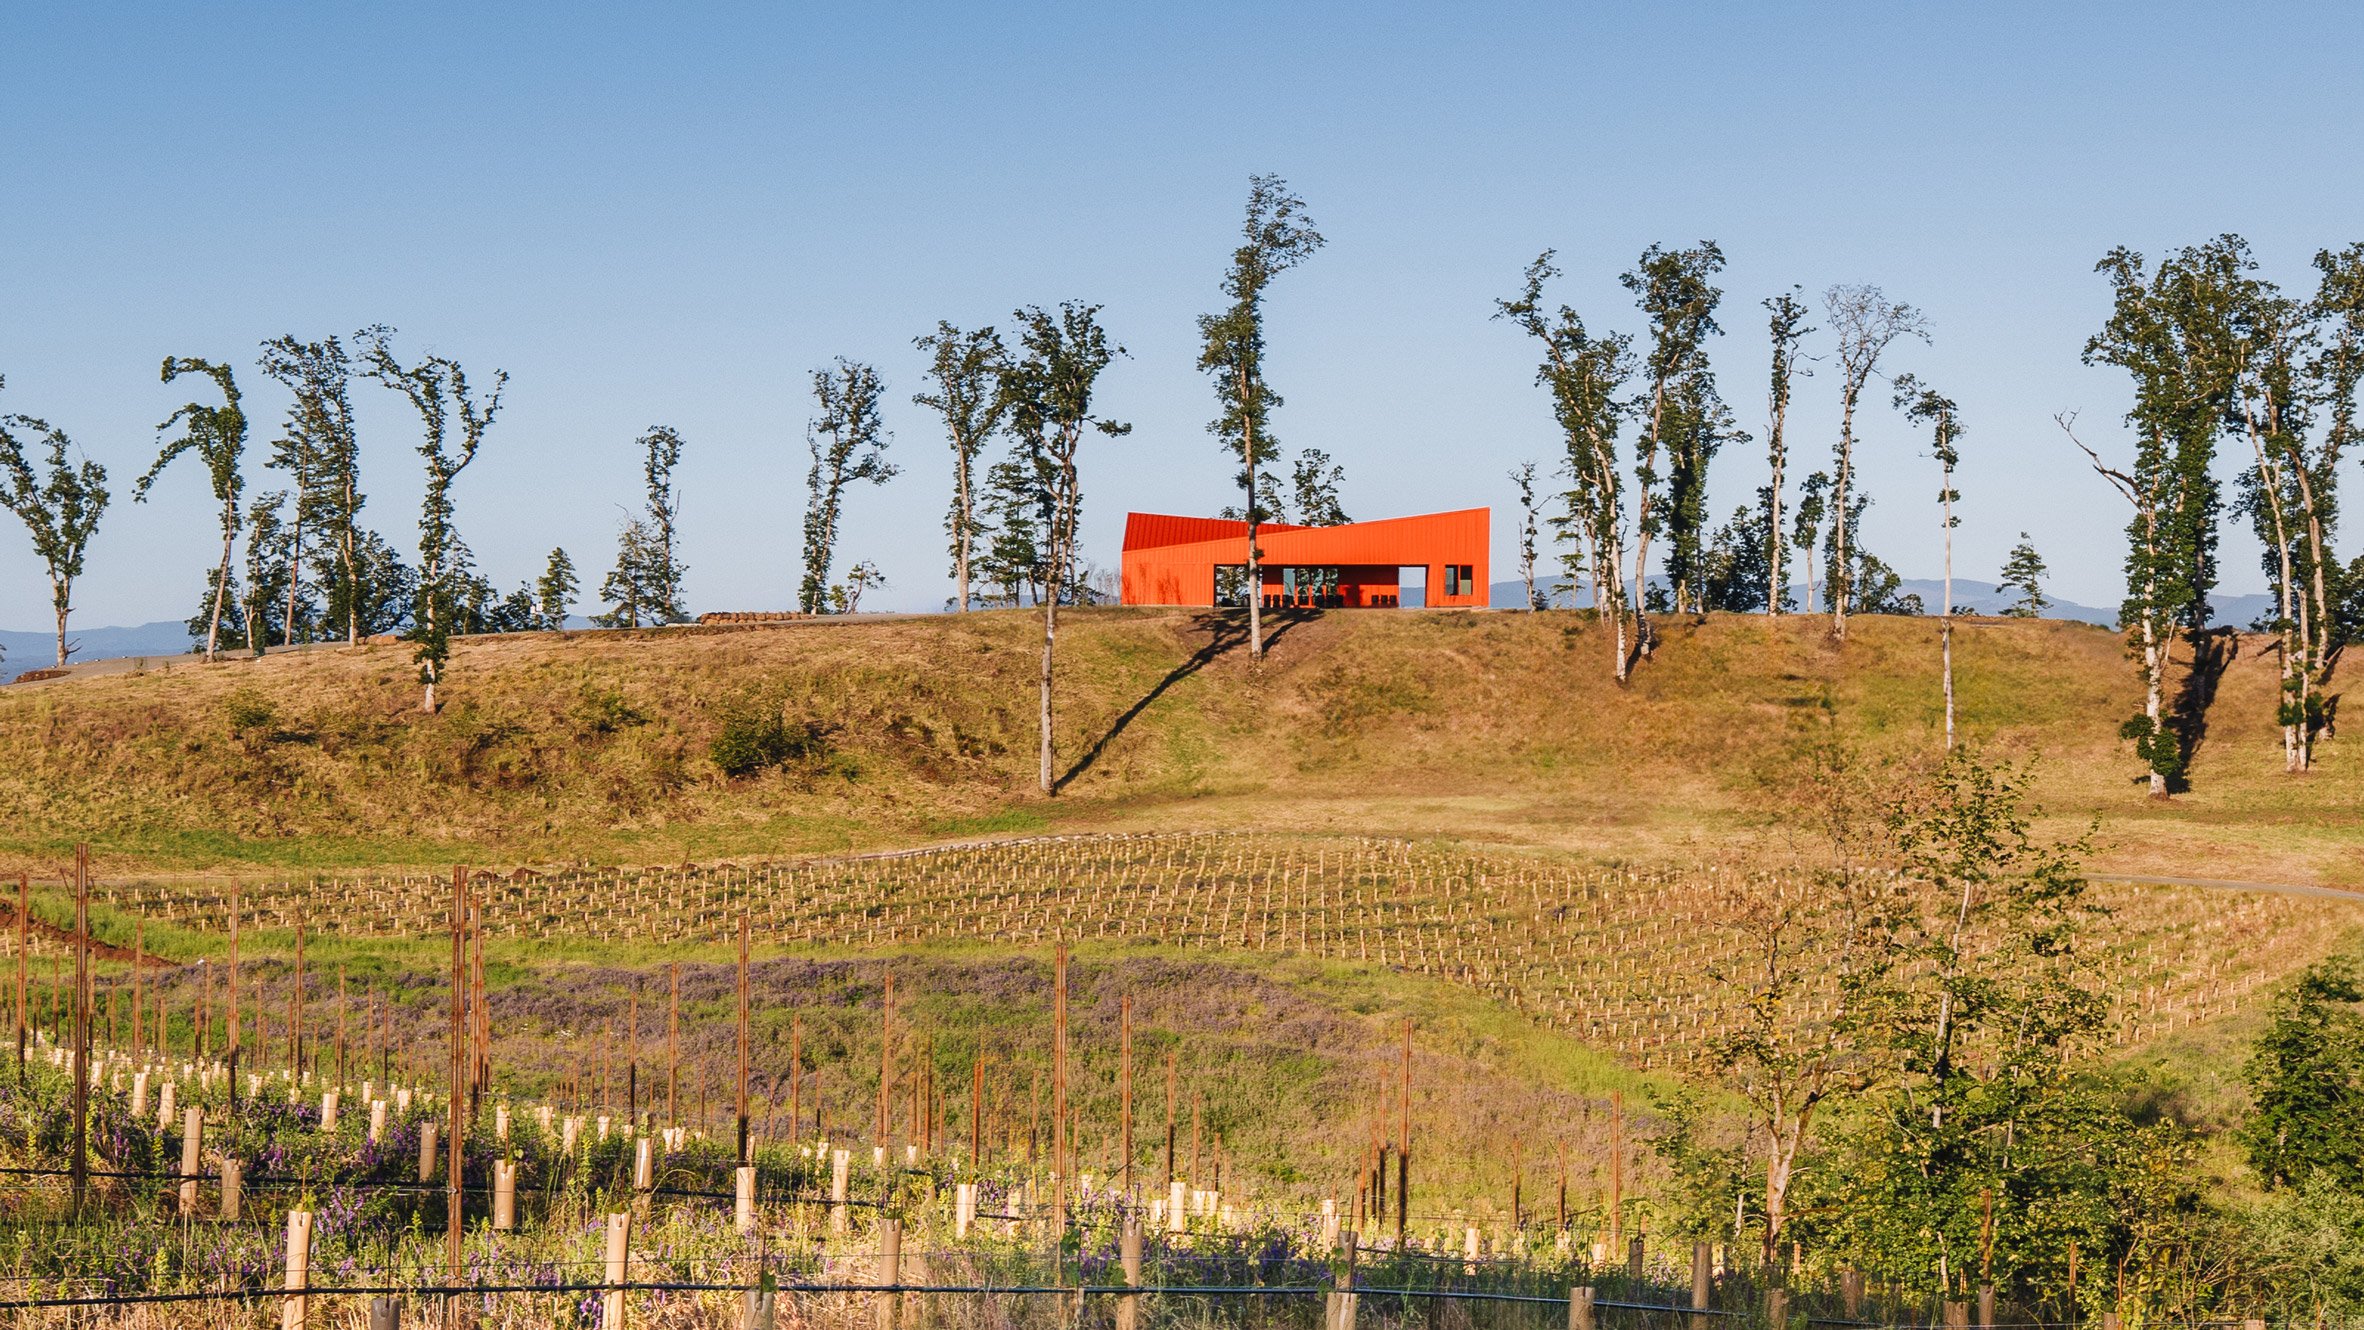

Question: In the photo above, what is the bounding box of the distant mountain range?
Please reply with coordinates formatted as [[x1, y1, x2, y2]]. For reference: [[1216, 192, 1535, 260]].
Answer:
[[0, 620, 199, 668], [1485, 576, 2277, 630]]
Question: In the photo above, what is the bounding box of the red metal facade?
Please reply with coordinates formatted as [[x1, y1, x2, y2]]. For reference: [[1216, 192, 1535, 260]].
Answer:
[[1119, 508, 1491, 609]]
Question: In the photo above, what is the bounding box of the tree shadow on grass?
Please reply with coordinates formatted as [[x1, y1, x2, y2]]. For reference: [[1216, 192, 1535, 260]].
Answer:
[[1057, 608, 1306, 792], [2167, 627, 2238, 792], [2316, 641, 2343, 747]]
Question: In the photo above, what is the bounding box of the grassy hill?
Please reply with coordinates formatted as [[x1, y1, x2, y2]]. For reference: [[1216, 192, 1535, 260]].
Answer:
[[0, 606, 2356, 882], [9, 606, 2361, 1220]]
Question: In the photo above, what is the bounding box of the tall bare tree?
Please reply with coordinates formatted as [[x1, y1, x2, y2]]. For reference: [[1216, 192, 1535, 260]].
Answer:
[[358, 327, 506, 712], [257, 334, 364, 644], [596, 426, 688, 628], [1496, 252, 1636, 678], [1762, 292, 1813, 617], [1622, 242, 1731, 618], [0, 397, 109, 668], [2060, 412, 2174, 797], [1509, 460, 1543, 611], [1894, 374, 1963, 749], [139, 358, 248, 661], [1198, 174, 1323, 659], [1002, 302, 1128, 794], [2227, 244, 2364, 773], [1823, 286, 1928, 639], [2078, 240, 2249, 795], [801, 360, 895, 615], [913, 323, 1010, 612]]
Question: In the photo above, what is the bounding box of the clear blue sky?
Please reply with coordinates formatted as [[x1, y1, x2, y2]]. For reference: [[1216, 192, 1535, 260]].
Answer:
[[4, 3, 2360, 629]]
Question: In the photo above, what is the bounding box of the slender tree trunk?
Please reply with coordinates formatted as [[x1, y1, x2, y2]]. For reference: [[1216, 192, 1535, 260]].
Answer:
[[1242, 365, 1263, 658], [50, 582, 70, 669], [1584, 426, 1631, 683], [955, 456, 972, 613], [342, 485, 360, 644], [2247, 417, 2303, 772], [1039, 462, 1071, 796], [1942, 457, 1955, 751], [421, 553, 440, 714], [2140, 557, 2166, 800], [1927, 874, 1978, 1130], [2291, 455, 2331, 771], [206, 521, 235, 663], [1598, 527, 1630, 684], [1764, 1116, 1806, 1269], [1833, 391, 1857, 639], [282, 513, 304, 648], [1767, 399, 1787, 618], [1629, 385, 1665, 647], [1039, 583, 1056, 793]]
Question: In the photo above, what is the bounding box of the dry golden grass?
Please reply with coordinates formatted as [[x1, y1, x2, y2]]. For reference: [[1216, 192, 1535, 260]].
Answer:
[[0, 608, 2353, 885]]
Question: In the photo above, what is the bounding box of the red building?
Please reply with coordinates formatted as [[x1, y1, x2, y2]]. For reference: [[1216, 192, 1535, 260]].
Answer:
[[1119, 508, 1490, 609]]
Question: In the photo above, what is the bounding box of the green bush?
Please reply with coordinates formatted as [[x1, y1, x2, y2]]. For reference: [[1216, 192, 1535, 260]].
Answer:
[[571, 682, 645, 736], [710, 699, 827, 778], [221, 690, 277, 737]]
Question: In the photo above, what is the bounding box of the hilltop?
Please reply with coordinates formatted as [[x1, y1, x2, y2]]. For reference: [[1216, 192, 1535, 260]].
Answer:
[[0, 606, 2352, 883]]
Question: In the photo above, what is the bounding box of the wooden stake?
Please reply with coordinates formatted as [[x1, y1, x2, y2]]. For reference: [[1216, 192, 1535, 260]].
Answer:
[[1609, 1091, 1625, 1249], [228, 879, 241, 1113], [445, 865, 466, 1329], [737, 912, 751, 1161], [1396, 1017, 1410, 1246], [292, 920, 306, 1079], [1120, 994, 1134, 1200], [1053, 942, 1068, 1227], [70, 845, 90, 1217], [1512, 1137, 1524, 1230], [13, 873, 26, 1075], [877, 970, 894, 1146], [473, 898, 489, 1107], [1557, 1140, 1568, 1232], [1190, 1092, 1202, 1182], [787, 1016, 803, 1144]]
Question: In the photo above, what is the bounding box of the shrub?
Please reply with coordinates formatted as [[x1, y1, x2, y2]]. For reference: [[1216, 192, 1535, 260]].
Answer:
[[222, 690, 277, 738], [710, 698, 827, 778], [571, 683, 645, 736]]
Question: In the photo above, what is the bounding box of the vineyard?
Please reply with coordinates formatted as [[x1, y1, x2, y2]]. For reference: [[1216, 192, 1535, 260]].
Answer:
[[90, 831, 2364, 1069], [2, 856, 1926, 1330], [9, 829, 2364, 1324], [2, 1022, 1756, 1329]]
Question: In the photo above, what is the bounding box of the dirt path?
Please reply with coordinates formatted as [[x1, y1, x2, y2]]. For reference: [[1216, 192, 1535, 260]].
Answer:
[[2087, 872, 2364, 904]]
